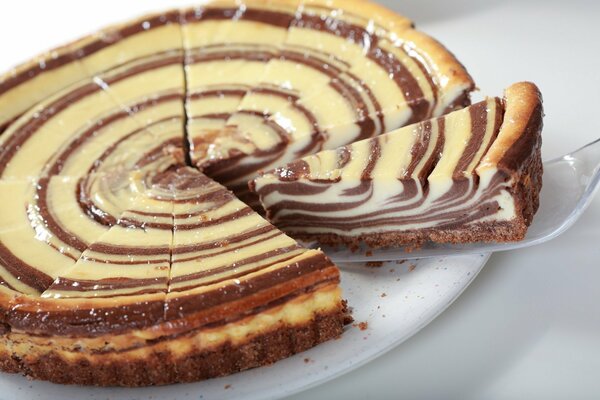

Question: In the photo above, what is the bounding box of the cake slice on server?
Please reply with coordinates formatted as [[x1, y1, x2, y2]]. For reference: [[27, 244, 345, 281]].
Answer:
[[250, 82, 543, 249]]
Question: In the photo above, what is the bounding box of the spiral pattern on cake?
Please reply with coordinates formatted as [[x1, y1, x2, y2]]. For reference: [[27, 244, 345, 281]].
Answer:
[[0, 0, 475, 386]]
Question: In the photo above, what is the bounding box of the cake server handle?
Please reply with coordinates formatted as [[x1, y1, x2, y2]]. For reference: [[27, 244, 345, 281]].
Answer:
[[545, 136, 600, 235], [563, 136, 600, 186]]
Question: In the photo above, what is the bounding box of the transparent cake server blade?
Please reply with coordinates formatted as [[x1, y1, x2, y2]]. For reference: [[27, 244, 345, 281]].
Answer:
[[307, 138, 600, 263]]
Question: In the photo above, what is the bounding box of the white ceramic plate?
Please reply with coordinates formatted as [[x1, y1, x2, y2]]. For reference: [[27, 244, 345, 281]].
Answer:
[[0, 254, 489, 400]]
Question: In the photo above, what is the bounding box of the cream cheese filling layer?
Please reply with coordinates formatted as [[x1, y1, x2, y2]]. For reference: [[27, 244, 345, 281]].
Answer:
[[252, 97, 519, 237]]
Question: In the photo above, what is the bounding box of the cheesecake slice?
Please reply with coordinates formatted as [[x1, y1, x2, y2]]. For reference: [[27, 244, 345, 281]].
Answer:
[[0, 176, 175, 385], [251, 82, 543, 249], [41, 194, 174, 300], [164, 167, 347, 382]]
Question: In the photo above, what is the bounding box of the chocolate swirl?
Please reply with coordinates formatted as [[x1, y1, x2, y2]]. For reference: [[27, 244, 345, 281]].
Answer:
[[0, 0, 473, 349]]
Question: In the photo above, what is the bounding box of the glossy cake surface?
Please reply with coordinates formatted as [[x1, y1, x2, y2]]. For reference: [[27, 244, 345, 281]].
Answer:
[[0, 0, 477, 386], [251, 82, 543, 249]]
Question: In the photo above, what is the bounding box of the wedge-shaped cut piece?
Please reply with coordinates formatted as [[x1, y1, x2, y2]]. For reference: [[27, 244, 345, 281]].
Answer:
[[226, 0, 412, 154], [0, 178, 114, 296], [5, 179, 175, 341], [0, 168, 176, 297], [42, 195, 173, 300], [0, 11, 186, 185], [169, 168, 306, 296], [81, 27, 187, 166], [251, 82, 543, 249], [163, 167, 347, 380]]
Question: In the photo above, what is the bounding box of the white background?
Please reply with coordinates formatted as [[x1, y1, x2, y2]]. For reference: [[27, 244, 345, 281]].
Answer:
[[1, 0, 599, 399]]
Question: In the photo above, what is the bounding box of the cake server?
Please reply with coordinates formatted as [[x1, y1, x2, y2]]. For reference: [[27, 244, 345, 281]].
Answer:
[[311, 137, 600, 262]]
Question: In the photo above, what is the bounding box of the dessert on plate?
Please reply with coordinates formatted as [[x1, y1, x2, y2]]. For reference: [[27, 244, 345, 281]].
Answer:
[[0, 0, 541, 388]]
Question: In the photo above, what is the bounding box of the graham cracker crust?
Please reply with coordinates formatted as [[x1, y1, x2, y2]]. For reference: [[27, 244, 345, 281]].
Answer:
[[0, 306, 350, 387]]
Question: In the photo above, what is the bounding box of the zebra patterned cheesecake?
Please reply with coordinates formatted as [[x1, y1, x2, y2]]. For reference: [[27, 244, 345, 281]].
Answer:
[[0, 0, 477, 387], [251, 82, 543, 249]]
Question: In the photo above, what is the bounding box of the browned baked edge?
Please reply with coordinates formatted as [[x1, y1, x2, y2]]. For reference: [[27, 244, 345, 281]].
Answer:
[[289, 150, 543, 251], [0, 305, 350, 387]]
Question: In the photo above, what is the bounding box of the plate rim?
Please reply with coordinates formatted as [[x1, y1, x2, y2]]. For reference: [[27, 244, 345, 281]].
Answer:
[[272, 253, 491, 400]]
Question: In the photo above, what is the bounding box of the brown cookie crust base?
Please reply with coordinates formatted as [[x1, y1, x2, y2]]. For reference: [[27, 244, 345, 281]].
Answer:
[[0, 307, 350, 387], [291, 145, 543, 251], [292, 220, 527, 251]]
